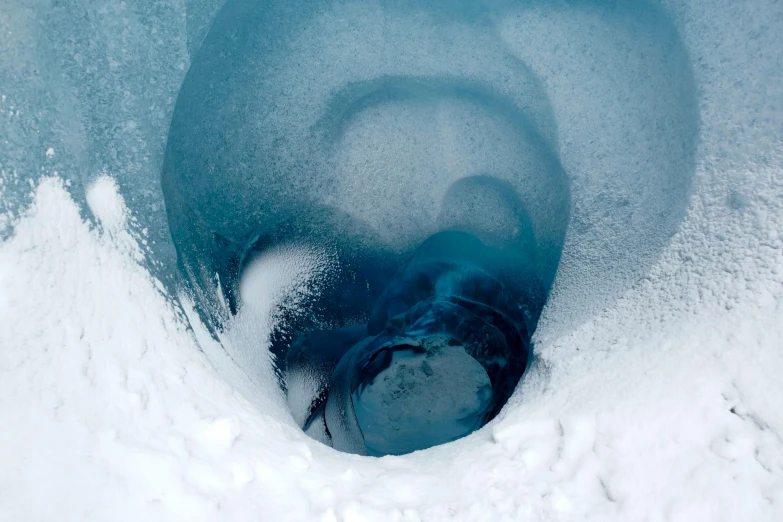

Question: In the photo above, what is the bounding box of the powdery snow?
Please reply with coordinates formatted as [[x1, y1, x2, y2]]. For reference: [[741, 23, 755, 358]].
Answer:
[[0, 0, 780, 517], [0, 163, 781, 522]]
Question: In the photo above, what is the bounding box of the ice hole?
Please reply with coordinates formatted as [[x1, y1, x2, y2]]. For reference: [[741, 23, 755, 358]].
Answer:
[[161, 0, 697, 456]]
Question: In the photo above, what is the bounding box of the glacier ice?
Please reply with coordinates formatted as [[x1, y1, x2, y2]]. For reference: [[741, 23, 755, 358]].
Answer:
[[1, 0, 782, 518], [160, 0, 698, 452], [299, 230, 543, 455], [162, 0, 698, 338]]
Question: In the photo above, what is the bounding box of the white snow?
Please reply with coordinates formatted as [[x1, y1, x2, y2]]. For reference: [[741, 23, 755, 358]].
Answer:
[[1, 0, 783, 518], [86, 175, 130, 233], [0, 155, 781, 522]]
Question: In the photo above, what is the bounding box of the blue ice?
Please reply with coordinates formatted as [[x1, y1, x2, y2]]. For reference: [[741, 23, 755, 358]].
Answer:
[[294, 230, 543, 455], [158, 0, 699, 454]]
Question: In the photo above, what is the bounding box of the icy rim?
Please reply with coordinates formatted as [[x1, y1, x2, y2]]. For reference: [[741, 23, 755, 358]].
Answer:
[[0, 155, 781, 522]]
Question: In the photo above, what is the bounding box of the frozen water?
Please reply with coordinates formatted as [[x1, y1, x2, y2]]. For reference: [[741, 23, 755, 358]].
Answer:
[[1, 0, 782, 519], [351, 340, 493, 457], [160, 0, 698, 450], [312, 230, 542, 455], [162, 0, 698, 341]]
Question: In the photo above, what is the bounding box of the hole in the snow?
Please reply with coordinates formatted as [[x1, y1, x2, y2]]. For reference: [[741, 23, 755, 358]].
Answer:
[[284, 229, 545, 455], [162, 0, 697, 456]]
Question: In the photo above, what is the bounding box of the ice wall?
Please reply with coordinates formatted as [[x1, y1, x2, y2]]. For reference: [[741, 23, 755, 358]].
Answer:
[[163, 0, 697, 369], [1, 0, 224, 284], [160, 0, 698, 411]]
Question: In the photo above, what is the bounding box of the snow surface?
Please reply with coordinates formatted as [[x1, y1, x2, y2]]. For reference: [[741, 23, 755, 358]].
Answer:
[[1, 0, 783, 520], [1, 160, 781, 521]]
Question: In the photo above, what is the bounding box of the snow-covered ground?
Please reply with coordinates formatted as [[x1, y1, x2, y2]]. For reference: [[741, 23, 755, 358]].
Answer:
[[2, 0, 783, 520], [1, 160, 781, 521]]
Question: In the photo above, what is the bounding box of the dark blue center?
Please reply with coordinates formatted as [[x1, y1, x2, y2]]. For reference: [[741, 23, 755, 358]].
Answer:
[[289, 230, 542, 455]]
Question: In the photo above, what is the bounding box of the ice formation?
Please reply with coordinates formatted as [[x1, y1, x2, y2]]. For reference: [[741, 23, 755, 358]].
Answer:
[[1, 0, 782, 520], [160, 0, 698, 453], [162, 0, 696, 336], [287, 230, 542, 455]]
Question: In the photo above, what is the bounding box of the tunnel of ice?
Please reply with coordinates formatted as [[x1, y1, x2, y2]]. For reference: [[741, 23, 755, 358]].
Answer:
[[4, 0, 781, 517], [161, 0, 697, 454]]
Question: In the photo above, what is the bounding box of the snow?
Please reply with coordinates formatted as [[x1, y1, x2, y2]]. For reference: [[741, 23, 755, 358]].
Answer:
[[86, 175, 129, 233], [1, 0, 782, 519], [1, 161, 781, 521]]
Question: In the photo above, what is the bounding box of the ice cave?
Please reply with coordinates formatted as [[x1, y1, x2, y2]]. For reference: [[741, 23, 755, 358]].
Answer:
[[1, 0, 782, 520]]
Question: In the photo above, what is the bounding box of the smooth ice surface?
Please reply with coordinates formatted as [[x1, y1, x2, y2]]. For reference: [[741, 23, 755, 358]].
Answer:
[[285, 229, 540, 455], [1, 0, 783, 520], [352, 346, 493, 457]]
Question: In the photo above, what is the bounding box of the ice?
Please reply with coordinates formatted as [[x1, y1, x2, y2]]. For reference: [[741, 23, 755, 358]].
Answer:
[[308, 230, 542, 455], [283, 228, 542, 455], [160, 0, 697, 454], [162, 0, 698, 342], [0, 0, 225, 283], [1, 0, 782, 519], [286, 325, 366, 431], [351, 342, 493, 457], [162, 0, 574, 335]]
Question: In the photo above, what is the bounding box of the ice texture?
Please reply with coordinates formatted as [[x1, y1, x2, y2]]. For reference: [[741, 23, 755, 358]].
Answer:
[[310, 230, 541, 455], [0, 0, 225, 284], [351, 340, 493, 457], [159, 0, 698, 453], [1, 0, 782, 518], [162, 0, 698, 348]]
